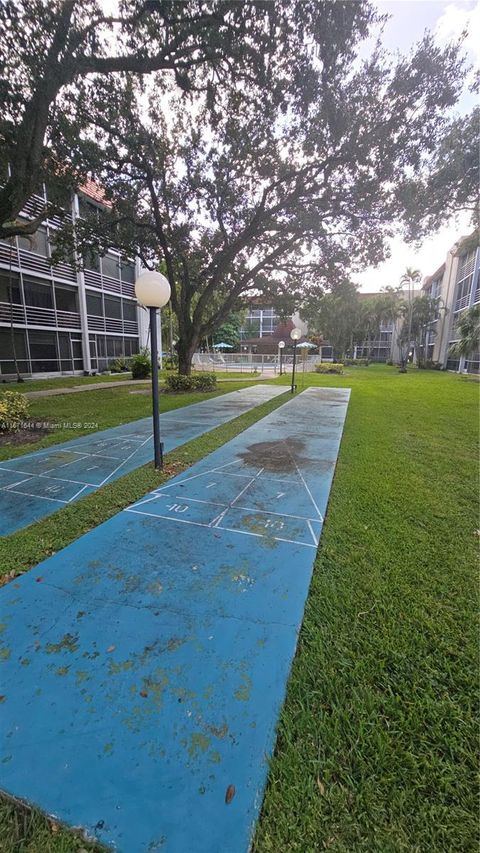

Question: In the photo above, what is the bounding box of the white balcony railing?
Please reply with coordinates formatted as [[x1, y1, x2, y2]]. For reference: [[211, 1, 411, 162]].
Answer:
[[0, 301, 81, 329], [87, 314, 138, 335], [454, 294, 470, 312]]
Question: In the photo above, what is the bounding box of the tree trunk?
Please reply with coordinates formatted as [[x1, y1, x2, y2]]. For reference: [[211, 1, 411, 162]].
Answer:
[[177, 336, 199, 375]]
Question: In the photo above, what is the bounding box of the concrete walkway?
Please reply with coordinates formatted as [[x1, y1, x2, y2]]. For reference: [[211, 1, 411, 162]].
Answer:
[[0, 387, 350, 853], [0, 385, 285, 536], [23, 376, 270, 399]]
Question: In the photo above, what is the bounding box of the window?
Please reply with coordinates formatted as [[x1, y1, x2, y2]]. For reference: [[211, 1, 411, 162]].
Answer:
[[0, 328, 28, 375], [102, 254, 120, 279], [122, 300, 137, 322], [121, 261, 135, 283], [455, 275, 473, 309], [0, 271, 21, 304], [23, 277, 54, 309], [28, 330, 58, 372], [83, 250, 100, 272], [104, 296, 121, 318], [86, 293, 103, 315], [55, 285, 78, 313], [124, 338, 139, 356], [18, 226, 49, 256], [57, 332, 73, 372]]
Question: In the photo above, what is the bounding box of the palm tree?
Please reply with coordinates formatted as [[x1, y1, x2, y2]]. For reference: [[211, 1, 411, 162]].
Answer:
[[450, 305, 480, 363], [399, 267, 422, 369]]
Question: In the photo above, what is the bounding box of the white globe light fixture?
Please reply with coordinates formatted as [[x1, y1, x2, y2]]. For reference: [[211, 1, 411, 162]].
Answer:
[[278, 340, 285, 376], [135, 270, 171, 309], [135, 270, 171, 469], [289, 328, 302, 392]]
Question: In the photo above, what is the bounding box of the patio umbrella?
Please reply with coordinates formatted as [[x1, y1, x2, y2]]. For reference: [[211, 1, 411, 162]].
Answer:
[[297, 341, 317, 349], [212, 342, 233, 349]]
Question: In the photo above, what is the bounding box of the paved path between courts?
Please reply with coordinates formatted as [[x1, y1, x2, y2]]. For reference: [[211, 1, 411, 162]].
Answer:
[[0, 385, 285, 537], [0, 387, 350, 852], [22, 376, 270, 398]]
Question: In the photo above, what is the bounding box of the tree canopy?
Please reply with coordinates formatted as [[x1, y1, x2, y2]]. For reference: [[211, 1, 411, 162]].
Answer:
[[49, 2, 471, 372], [3, 0, 351, 238]]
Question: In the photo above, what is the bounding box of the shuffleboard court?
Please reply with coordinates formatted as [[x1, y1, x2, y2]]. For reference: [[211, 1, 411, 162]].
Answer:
[[0, 386, 350, 853], [0, 384, 285, 537]]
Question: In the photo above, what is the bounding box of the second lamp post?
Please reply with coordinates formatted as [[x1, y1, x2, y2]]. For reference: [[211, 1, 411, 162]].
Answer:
[[290, 327, 301, 393], [135, 271, 171, 469]]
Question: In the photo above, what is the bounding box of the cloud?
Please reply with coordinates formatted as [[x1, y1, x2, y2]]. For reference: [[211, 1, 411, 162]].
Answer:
[[435, 0, 480, 66]]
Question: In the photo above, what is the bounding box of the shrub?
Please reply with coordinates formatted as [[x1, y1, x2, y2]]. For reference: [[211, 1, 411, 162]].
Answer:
[[164, 374, 193, 392], [131, 350, 151, 379], [315, 362, 344, 374], [110, 357, 130, 373], [192, 373, 217, 391], [163, 354, 178, 371], [344, 357, 369, 366], [419, 360, 442, 370], [164, 373, 217, 392], [386, 359, 393, 366], [0, 390, 29, 432]]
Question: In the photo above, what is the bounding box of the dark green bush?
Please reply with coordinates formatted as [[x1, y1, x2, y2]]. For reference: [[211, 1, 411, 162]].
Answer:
[[315, 362, 344, 374], [131, 350, 151, 379], [192, 373, 217, 391], [0, 390, 29, 432], [419, 360, 442, 370], [344, 357, 369, 366], [164, 373, 217, 392], [110, 357, 130, 373]]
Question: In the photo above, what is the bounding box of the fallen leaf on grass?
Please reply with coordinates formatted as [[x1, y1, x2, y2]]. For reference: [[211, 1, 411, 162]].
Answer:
[[317, 777, 325, 796]]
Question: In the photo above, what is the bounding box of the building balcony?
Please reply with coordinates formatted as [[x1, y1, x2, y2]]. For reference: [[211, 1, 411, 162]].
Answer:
[[84, 268, 135, 298], [454, 294, 471, 312], [0, 301, 81, 330], [87, 314, 138, 335], [0, 242, 76, 284]]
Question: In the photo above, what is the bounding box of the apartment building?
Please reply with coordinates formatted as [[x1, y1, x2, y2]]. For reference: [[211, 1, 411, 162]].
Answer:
[[422, 234, 480, 373], [0, 182, 143, 379], [239, 300, 308, 353]]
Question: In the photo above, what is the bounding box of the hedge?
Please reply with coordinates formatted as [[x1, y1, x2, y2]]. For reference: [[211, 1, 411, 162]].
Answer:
[[164, 373, 217, 392], [0, 390, 30, 432], [314, 363, 344, 374]]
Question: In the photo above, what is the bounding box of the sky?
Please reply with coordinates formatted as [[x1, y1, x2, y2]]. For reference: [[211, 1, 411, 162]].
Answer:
[[356, 0, 479, 292]]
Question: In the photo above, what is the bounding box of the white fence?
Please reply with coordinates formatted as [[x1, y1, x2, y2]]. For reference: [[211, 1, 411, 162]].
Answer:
[[193, 352, 320, 373]]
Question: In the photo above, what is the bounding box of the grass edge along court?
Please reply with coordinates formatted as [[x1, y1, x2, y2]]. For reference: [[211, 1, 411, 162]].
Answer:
[[0, 366, 478, 852]]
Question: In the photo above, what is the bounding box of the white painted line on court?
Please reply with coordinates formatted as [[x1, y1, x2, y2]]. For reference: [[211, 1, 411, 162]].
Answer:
[[97, 434, 153, 488], [0, 466, 98, 488], [124, 507, 317, 549]]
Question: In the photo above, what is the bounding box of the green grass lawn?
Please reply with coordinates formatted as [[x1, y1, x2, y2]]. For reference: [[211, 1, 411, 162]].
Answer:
[[1, 370, 260, 394], [0, 379, 260, 461], [0, 366, 478, 852]]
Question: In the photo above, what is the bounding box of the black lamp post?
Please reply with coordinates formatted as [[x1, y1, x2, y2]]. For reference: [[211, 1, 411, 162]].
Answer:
[[290, 327, 301, 393], [278, 340, 285, 376], [135, 271, 171, 469]]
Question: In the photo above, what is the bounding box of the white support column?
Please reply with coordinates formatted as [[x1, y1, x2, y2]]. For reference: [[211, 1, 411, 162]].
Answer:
[[72, 193, 91, 374]]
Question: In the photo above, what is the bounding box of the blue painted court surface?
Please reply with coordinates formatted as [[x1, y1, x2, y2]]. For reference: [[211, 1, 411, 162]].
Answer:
[[0, 385, 284, 537], [0, 387, 350, 852]]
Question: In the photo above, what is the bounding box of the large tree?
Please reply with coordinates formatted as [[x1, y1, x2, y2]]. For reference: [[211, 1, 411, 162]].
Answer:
[[0, 0, 318, 239], [53, 4, 468, 374], [300, 282, 360, 360]]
